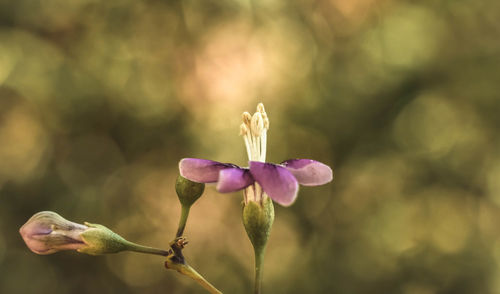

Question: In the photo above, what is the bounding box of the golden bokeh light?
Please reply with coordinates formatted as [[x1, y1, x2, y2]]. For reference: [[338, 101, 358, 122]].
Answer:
[[2, 0, 499, 293]]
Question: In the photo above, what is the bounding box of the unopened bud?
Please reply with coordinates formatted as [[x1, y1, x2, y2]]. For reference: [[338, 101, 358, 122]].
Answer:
[[19, 211, 87, 255], [176, 175, 205, 207], [20, 211, 168, 257]]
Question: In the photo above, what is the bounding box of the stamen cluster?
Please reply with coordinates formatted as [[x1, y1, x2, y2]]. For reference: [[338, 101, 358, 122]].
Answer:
[[240, 103, 269, 162]]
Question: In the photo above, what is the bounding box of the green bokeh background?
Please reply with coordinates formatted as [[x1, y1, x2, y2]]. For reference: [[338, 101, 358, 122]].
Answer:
[[1, 0, 500, 293]]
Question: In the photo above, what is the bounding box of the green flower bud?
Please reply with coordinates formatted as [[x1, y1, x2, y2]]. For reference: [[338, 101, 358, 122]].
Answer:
[[176, 175, 205, 207], [78, 223, 129, 255], [242, 196, 274, 253]]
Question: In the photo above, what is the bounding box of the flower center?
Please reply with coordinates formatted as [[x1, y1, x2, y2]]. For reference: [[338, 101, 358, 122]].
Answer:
[[240, 103, 269, 162]]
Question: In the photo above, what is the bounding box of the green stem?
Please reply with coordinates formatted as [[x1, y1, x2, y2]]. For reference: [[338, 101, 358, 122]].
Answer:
[[176, 205, 191, 237], [178, 263, 222, 294], [253, 247, 265, 294], [123, 241, 169, 256]]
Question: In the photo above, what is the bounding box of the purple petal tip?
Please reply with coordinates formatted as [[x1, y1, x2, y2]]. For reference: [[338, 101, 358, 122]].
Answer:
[[282, 159, 333, 186], [179, 158, 236, 183]]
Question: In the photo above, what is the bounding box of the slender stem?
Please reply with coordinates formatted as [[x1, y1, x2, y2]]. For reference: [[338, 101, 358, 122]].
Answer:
[[176, 205, 191, 237], [177, 263, 222, 294], [253, 247, 265, 294], [123, 241, 169, 256]]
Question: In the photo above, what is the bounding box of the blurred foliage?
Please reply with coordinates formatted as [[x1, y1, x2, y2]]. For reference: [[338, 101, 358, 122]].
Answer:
[[1, 0, 500, 293]]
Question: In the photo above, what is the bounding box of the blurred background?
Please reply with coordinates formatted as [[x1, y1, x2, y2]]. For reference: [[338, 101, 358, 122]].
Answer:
[[1, 0, 500, 293]]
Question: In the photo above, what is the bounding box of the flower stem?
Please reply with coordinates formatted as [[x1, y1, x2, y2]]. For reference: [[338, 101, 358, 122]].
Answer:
[[176, 205, 190, 237], [177, 263, 222, 294], [122, 240, 169, 256], [242, 196, 274, 294], [253, 247, 265, 294]]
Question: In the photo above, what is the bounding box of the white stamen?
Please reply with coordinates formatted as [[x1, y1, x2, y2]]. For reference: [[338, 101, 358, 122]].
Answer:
[[262, 114, 269, 130], [242, 112, 252, 125], [239, 103, 271, 204], [251, 112, 263, 137], [260, 129, 267, 162], [241, 124, 252, 161], [240, 103, 269, 163], [240, 123, 248, 136]]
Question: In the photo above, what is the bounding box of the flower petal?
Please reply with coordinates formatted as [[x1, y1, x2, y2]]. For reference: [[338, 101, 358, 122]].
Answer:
[[249, 161, 299, 207], [281, 159, 333, 186], [179, 158, 238, 183], [19, 211, 88, 255], [216, 167, 254, 193]]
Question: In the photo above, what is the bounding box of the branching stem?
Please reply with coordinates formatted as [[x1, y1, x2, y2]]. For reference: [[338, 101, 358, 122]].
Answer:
[[165, 237, 223, 294]]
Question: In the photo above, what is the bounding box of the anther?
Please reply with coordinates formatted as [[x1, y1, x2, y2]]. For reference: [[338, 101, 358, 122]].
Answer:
[[257, 103, 265, 114], [242, 112, 252, 126], [251, 112, 264, 136], [262, 113, 269, 130], [240, 123, 248, 136]]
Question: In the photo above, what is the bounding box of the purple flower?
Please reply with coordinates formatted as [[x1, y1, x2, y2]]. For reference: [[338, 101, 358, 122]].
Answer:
[[19, 211, 88, 255], [179, 104, 332, 206]]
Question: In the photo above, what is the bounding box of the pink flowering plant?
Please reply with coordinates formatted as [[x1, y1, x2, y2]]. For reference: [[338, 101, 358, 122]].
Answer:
[[19, 103, 332, 294]]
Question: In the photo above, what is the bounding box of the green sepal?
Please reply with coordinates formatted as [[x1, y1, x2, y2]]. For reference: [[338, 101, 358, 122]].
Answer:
[[176, 175, 205, 207], [78, 223, 128, 255], [242, 196, 274, 253]]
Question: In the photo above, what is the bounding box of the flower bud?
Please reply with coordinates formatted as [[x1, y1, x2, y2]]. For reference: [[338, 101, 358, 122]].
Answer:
[[19, 211, 88, 255], [242, 196, 274, 253], [20, 211, 169, 257], [176, 175, 205, 207]]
